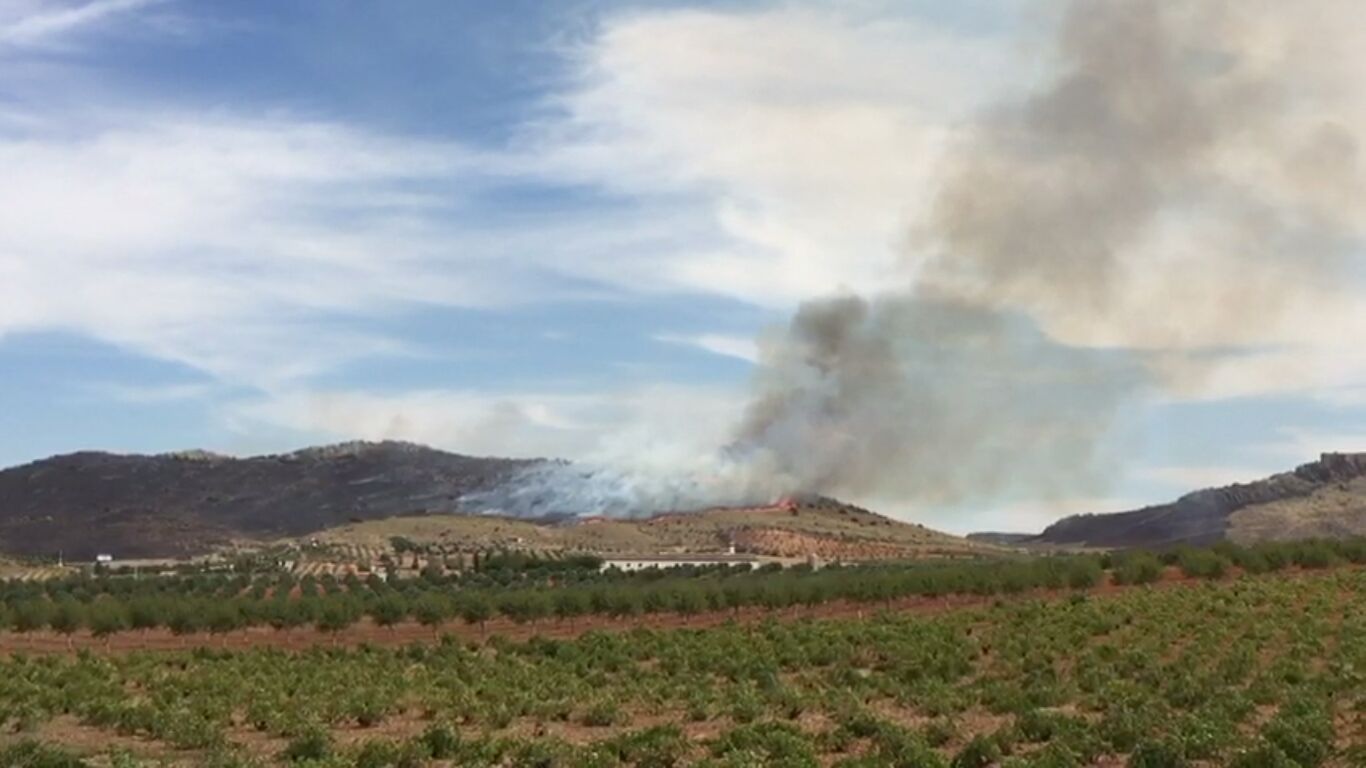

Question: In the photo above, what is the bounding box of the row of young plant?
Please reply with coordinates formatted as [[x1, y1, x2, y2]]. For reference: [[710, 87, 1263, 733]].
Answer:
[[0, 568, 1360, 766], [0, 537, 1361, 638], [0, 556, 1094, 636]]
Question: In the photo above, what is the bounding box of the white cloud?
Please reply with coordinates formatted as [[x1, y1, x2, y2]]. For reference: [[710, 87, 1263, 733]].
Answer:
[[0, 2, 1019, 394], [1318, 386, 1366, 408], [1253, 428, 1366, 463], [0, 0, 160, 49], [0, 112, 593, 387], [654, 332, 758, 363], [1137, 464, 1271, 493], [222, 383, 747, 467], [84, 381, 216, 404], [920, 495, 1147, 536], [521, 4, 1012, 306]]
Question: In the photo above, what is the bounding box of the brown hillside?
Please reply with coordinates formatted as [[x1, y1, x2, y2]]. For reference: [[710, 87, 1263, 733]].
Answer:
[[1029, 452, 1366, 548], [309, 497, 996, 562], [0, 442, 540, 559], [0, 441, 995, 562], [1227, 474, 1366, 543]]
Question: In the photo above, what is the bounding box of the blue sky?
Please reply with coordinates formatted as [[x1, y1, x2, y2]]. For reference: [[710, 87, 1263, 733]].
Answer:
[[2, 0, 1365, 532]]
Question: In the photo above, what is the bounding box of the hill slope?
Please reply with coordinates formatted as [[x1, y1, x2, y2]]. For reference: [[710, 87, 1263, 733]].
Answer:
[[1032, 453, 1366, 548], [0, 442, 538, 559], [0, 443, 993, 562], [310, 496, 996, 561]]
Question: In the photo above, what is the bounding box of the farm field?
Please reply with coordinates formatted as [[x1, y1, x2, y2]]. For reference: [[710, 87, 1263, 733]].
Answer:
[[0, 541, 1315, 645], [8, 0, 1365, 766], [0, 550, 1362, 766]]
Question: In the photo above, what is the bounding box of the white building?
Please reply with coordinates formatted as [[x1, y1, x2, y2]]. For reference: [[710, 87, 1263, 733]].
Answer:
[[599, 554, 759, 572]]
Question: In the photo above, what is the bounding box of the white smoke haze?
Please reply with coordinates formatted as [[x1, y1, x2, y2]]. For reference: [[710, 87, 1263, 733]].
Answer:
[[469, 0, 1366, 519]]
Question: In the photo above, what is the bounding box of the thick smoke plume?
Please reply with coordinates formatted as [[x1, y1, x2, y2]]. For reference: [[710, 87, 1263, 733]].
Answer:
[[468, 0, 1366, 518]]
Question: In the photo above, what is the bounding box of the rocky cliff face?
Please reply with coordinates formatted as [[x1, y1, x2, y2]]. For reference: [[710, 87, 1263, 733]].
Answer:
[[0, 442, 540, 559], [1034, 453, 1366, 548]]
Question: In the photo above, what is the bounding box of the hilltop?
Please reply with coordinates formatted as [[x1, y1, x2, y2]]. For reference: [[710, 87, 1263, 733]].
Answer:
[[0, 442, 538, 559], [0, 443, 993, 562], [1018, 453, 1366, 549], [308, 495, 994, 563]]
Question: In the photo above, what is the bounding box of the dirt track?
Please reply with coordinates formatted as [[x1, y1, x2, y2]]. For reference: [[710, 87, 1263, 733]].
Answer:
[[0, 567, 1244, 656]]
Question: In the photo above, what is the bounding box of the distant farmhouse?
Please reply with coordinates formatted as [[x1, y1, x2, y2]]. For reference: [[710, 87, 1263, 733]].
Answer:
[[599, 553, 759, 572]]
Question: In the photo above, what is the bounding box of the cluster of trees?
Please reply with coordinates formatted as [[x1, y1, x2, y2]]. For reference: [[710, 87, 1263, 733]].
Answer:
[[0, 537, 1362, 638], [0, 555, 1106, 637], [1104, 537, 1366, 586], [473, 551, 603, 576]]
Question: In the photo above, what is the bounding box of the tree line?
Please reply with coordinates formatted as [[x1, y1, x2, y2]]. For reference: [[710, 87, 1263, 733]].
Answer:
[[0, 537, 1360, 638]]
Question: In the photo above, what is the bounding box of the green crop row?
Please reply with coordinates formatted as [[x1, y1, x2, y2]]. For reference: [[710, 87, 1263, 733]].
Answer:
[[0, 567, 1363, 765], [0, 537, 1361, 639]]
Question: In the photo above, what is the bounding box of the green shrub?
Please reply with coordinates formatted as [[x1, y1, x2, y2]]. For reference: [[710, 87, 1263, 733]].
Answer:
[[1128, 739, 1187, 768], [922, 719, 958, 748], [1010, 743, 1082, 768], [1113, 553, 1164, 586], [1262, 714, 1334, 767], [953, 735, 1002, 768], [0, 741, 89, 768], [282, 728, 333, 763], [352, 740, 401, 768], [582, 701, 623, 727], [418, 723, 460, 759], [1289, 541, 1339, 570], [710, 722, 819, 768], [605, 725, 690, 768], [1065, 559, 1105, 590], [1228, 743, 1299, 768], [1176, 548, 1229, 580], [872, 730, 947, 768]]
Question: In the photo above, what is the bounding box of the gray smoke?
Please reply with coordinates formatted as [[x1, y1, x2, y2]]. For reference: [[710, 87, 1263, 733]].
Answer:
[[729, 295, 1143, 506], [469, 0, 1365, 517], [729, 0, 1363, 506], [921, 0, 1344, 348]]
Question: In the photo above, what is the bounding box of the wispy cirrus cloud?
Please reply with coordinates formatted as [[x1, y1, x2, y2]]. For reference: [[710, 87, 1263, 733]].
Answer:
[[523, 4, 1010, 308], [222, 383, 747, 466], [0, 113, 512, 386], [0, 1, 1014, 395], [0, 0, 161, 49], [653, 333, 758, 363], [83, 381, 217, 404]]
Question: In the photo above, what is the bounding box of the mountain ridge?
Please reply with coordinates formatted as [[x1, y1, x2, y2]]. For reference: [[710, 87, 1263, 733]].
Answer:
[[0, 441, 542, 559], [0, 441, 989, 562], [1027, 452, 1366, 548]]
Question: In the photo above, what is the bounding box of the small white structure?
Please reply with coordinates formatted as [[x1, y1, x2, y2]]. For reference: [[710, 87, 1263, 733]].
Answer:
[[600, 554, 758, 573], [95, 554, 114, 564]]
